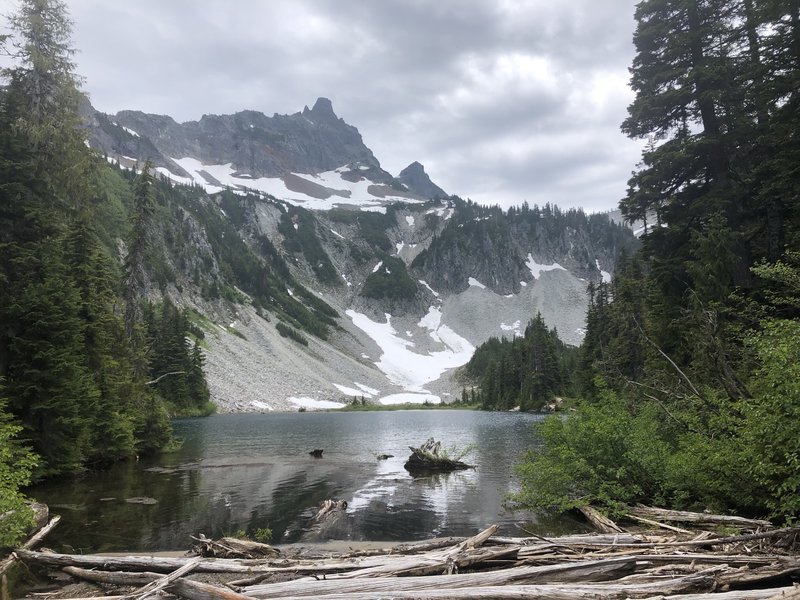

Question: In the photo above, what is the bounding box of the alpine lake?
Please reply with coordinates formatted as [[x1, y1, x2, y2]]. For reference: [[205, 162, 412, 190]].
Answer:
[[30, 410, 587, 553]]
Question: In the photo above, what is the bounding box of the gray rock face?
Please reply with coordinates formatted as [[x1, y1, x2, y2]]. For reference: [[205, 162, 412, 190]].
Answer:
[[398, 161, 447, 199], [86, 97, 395, 181]]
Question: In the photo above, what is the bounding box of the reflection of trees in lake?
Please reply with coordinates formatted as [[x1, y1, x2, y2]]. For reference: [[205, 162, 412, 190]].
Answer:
[[30, 412, 560, 551]]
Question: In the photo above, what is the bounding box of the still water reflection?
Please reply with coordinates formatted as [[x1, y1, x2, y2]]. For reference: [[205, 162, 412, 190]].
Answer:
[[31, 410, 585, 552]]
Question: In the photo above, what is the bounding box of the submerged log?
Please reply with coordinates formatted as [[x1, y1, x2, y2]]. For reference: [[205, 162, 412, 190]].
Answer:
[[404, 438, 474, 473]]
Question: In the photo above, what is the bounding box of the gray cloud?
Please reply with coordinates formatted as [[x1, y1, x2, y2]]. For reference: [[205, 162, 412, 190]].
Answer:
[[56, 0, 644, 212]]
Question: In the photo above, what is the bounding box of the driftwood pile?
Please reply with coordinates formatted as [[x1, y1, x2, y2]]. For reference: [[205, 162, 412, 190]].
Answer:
[[10, 508, 800, 600], [404, 438, 474, 473]]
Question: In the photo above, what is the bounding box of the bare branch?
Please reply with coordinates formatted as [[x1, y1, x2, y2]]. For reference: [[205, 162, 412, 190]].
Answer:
[[145, 371, 185, 386]]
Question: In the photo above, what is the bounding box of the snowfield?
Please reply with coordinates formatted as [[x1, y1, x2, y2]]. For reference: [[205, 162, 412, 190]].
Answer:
[[345, 309, 475, 393], [165, 158, 422, 211]]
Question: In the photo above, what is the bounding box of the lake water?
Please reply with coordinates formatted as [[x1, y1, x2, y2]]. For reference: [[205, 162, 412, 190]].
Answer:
[[30, 410, 586, 552]]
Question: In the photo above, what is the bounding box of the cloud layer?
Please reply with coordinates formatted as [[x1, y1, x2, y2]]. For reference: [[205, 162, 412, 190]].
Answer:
[[47, 1, 645, 211]]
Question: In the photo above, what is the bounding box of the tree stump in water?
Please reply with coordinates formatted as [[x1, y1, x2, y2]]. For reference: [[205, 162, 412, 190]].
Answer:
[[404, 438, 474, 474]]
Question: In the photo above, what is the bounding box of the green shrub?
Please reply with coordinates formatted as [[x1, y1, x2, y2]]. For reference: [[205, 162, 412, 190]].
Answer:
[[276, 322, 309, 346], [514, 384, 674, 514], [0, 401, 37, 547]]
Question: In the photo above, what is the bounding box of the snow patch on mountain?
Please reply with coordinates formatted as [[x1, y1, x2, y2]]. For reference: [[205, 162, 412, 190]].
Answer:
[[526, 254, 566, 279], [595, 259, 612, 283], [379, 393, 441, 405], [334, 383, 375, 398], [167, 158, 421, 211], [288, 397, 346, 410], [345, 309, 474, 393]]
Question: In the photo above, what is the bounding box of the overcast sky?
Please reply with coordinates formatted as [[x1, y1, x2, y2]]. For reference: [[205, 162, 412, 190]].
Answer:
[[9, 0, 646, 212]]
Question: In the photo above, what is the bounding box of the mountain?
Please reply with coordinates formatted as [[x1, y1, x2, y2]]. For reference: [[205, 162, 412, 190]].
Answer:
[[398, 162, 447, 199], [83, 99, 637, 412], [83, 97, 439, 212]]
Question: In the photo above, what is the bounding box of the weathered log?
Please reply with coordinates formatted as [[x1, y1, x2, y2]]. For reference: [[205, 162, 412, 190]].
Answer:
[[63, 566, 160, 586], [625, 512, 695, 534], [247, 568, 720, 600], [54, 588, 797, 600], [192, 535, 280, 559], [245, 556, 646, 597], [716, 558, 800, 588], [170, 578, 257, 600], [19, 548, 446, 576], [121, 556, 202, 600], [17, 550, 262, 574], [518, 525, 800, 550], [62, 567, 255, 600], [765, 584, 800, 599], [641, 590, 797, 600], [404, 438, 474, 473], [627, 505, 773, 529], [578, 505, 624, 534], [0, 515, 62, 577]]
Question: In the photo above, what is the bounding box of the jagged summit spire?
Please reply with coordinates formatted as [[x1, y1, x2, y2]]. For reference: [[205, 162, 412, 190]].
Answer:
[[399, 161, 447, 199], [302, 97, 337, 121]]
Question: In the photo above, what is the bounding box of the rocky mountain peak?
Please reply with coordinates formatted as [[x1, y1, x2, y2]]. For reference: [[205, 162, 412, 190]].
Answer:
[[303, 97, 338, 122], [398, 161, 447, 199]]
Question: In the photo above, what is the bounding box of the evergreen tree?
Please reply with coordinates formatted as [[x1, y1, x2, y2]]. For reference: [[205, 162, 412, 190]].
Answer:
[[124, 161, 156, 343]]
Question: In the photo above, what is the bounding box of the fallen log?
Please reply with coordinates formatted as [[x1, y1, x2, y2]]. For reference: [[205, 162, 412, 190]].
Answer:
[[120, 556, 202, 600], [627, 505, 773, 529], [404, 438, 474, 473], [716, 557, 800, 588], [625, 512, 695, 534], [578, 505, 624, 534], [19, 548, 457, 576], [170, 578, 257, 600], [62, 567, 255, 600], [640, 590, 797, 600], [245, 556, 654, 597], [765, 585, 800, 599], [247, 568, 721, 600], [0, 515, 62, 577], [191, 535, 280, 559], [16, 550, 264, 574]]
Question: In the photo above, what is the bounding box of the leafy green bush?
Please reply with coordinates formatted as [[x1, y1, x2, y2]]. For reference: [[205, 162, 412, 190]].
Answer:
[[253, 527, 273, 543], [0, 400, 37, 547], [514, 384, 674, 514]]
